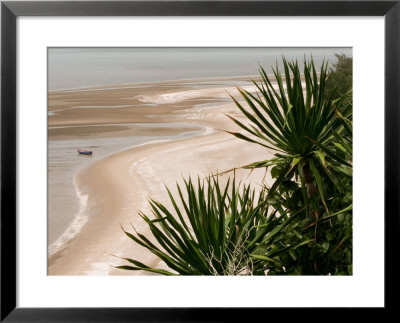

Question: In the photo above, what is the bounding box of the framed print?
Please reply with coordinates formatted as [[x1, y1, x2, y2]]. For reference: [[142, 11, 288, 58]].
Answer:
[[1, 0, 399, 321]]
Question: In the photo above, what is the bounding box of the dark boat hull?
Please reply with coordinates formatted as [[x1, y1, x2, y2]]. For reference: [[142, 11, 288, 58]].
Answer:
[[77, 150, 92, 155]]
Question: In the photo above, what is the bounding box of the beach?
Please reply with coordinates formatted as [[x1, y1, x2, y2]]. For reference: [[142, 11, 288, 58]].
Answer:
[[48, 76, 275, 275]]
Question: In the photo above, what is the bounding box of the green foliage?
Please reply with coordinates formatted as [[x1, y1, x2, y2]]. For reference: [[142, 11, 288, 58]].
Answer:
[[325, 53, 353, 102], [265, 181, 353, 275], [117, 176, 305, 275], [226, 57, 353, 275], [227, 58, 352, 209]]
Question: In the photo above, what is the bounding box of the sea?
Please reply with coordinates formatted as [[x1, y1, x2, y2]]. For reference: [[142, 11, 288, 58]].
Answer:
[[48, 47, 352, 91]]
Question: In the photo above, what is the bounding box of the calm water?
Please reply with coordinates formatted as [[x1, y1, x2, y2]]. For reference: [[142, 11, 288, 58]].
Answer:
[[48, 124, 204, 256], [48, 47, 352, 91]]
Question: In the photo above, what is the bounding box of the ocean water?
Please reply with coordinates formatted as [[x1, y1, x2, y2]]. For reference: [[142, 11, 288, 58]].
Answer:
[[48, 47, 352, 91]]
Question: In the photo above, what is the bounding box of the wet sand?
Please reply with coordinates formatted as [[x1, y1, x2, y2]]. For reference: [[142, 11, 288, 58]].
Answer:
[[48, 76, 274, 275]]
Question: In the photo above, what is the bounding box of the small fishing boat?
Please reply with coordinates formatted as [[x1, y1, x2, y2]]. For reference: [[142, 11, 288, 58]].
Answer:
[[77, 149, 93, 156]]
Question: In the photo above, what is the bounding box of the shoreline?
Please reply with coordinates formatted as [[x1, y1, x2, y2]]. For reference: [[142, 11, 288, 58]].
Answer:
[[48, 75, 275, 275], [48, 124, 210, 258], [48, 130, 273, 275]]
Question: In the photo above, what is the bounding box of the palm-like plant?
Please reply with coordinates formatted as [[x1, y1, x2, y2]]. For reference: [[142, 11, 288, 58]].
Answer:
[[117, 176, 305, 275], [227, 58, 352, 215]]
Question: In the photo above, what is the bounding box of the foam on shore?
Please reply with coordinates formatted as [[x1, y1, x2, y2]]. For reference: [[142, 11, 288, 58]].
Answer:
[[48, 175, 89, 257], [48, 124, 210, 261]]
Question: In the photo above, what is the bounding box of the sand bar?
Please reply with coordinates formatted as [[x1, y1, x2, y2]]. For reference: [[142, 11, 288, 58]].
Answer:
[[48, 77, 275, 275]]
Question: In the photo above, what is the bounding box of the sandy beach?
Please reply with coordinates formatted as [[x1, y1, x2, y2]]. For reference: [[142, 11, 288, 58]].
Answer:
[[48, 76, 275, 275]]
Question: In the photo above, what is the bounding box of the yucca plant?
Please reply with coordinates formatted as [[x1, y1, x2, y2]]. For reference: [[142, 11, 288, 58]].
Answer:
[[117, 175, 305, 275], [227, 57, 352, 216]]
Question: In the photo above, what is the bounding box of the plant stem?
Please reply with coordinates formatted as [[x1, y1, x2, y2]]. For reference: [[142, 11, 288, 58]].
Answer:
[[301, 161, 318, 198], [301, 160, 321, 273]]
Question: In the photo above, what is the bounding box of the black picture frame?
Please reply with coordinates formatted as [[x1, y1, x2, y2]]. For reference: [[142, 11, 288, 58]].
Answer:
[[1, 1, 399, 321]]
